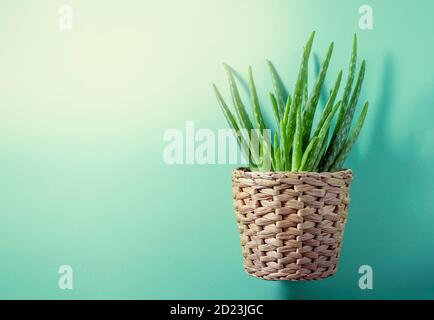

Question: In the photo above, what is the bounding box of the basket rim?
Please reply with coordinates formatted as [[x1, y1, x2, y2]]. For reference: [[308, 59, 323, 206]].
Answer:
[[233, 167, 352, 175]]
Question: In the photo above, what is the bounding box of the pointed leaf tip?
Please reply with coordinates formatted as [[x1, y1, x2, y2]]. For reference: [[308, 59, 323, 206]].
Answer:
[[222, 63, 231, 70]]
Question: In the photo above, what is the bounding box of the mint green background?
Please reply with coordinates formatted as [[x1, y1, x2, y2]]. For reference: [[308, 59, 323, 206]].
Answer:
[[0, 0, 433, 299]]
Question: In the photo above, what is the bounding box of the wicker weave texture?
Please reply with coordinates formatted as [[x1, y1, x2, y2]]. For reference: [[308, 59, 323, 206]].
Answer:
[[232, 168, 353, 281]]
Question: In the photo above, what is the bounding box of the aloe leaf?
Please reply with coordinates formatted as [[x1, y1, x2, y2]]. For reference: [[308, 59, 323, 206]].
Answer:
[[267, 60, 285, 115], [330, 101, 369, 171], [303, 63, 309, 109], [302, 42, 334, 146], [271, 132, 277, 170], [224, 64, 262, 167], [260, 129, 273, 171], [287, 31, 315, 128], [342, 34, 358, 111], [213, 84, 251, 165], [279, 118, 290, 170], [291, 104, 303, 171], [311, 71, 342, 138], [314, 130, 329, 171], [273, 132, 283, 171], [282, 96, 293, 167], [328, 35, 357, 155], [300, 136, 318, 171], [306, 101, 341, 171], [269, 93, 281, 124], [282, 95, 291, 132], [249, 66, 272, 168], [285, 101, 297, 155], [248, 66, 266, 130], [223, 64, 253, 130], [213, 84, 239, 130], [279, 32, 315, 163], [321, 60, 366, 171], [213, 83, 246, 150]]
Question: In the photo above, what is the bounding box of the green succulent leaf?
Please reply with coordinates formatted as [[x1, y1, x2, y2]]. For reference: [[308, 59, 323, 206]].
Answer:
[[306, 101, 341, 171], [291, 104, 303, 171], [330, 101, 369, 171], [223, 64, 253, 130], [311, 71, 342, 138], [342, 34, 358, 111], [314, 130, 329, 171], [248, 66, 266, 130], [273, 132, 283, 171], [288, 31, 315, 128], [326, 34, 358, 165], [279, 119, 290, 170], [300, 136, 318, 171], [321, 60, 366, 171], [267, 60, 285, 115], [213, 84, 252, 165], [302, 42, 334, 147], [269, 93, 281, 124]]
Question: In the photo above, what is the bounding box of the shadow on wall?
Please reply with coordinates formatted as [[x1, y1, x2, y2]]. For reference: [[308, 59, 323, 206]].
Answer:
[[277, 54, 434, 299]]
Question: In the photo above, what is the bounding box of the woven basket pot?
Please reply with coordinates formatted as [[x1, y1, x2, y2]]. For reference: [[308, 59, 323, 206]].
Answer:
[[232, 168, 353, 281]]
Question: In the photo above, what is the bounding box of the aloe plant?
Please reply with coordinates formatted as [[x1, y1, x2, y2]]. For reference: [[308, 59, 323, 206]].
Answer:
[[213, 32, 369, 172]]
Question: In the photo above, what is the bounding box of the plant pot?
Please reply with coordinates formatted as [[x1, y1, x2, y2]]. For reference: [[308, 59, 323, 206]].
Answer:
[[232, 168, 353, 281]]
